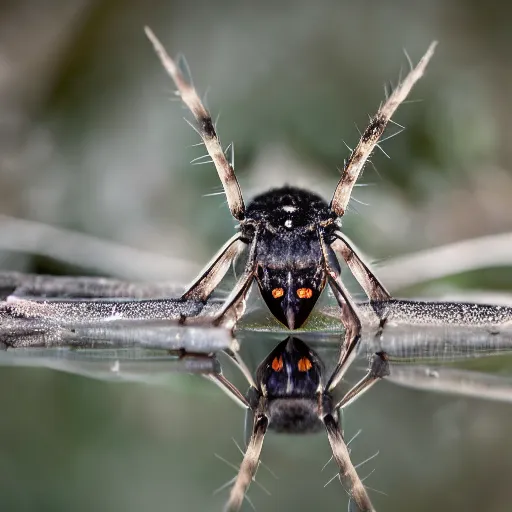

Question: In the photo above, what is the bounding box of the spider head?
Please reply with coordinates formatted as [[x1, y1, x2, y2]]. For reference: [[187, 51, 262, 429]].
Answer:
[[248, 337, 333, 433], [256, 266, 326, 329]]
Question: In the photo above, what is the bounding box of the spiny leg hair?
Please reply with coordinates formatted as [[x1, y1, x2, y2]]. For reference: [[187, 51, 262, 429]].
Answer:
[[145, 27, 245, 220], [324, 414, 375, 512], [330, 42, 437, 217], [225, 415, 268, 512]]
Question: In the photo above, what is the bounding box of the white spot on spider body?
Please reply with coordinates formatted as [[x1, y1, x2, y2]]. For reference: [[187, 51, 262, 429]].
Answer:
[[282, 205, 296, 213], [284, 219, 293, 228]]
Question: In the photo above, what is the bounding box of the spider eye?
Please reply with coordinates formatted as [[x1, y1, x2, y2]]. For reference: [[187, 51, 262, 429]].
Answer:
[[272, 356, 284, 371], [296, 287, 313, 299], [272, 287, 284, 299], [297, 357, 312, 372]]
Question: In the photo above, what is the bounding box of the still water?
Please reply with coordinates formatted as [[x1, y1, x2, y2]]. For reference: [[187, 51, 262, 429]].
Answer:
[[1, 304, 512, 512]]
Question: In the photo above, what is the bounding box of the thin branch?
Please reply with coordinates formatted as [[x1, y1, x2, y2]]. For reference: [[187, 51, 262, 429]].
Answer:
[[0, 214, 193, 281], [378, 231, 512, 291]]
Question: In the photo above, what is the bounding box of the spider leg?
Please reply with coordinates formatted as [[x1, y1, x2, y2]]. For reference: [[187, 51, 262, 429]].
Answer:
[[145, 28, 245, 220], [182, 233, 246, 301], [325, 273, 362, 392], [181, 233, 258, 329], [336, 351, 390, 410], [202, 309, 257, 410], [323, 414, 375, 512], [331, 231, 391, 301], [330, 42, 437, 217], [319, 234, 362, 391], [207, 372, 251, 409], [225, 413, 268, 512], [211, 264, 256, 329], [209, 233, 259, 329], [210, 342, 257, 404], [224, 347, 257, 388]]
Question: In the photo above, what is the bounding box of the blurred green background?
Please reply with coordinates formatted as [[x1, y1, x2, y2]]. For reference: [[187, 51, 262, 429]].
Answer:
[[1, 0, 512, 511]]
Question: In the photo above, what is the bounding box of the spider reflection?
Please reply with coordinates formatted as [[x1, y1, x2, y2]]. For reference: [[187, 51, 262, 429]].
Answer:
[[207, 335, 389, 511]]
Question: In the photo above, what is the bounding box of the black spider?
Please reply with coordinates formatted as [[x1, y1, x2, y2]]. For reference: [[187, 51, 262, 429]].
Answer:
[[145, 28, 436, 343]]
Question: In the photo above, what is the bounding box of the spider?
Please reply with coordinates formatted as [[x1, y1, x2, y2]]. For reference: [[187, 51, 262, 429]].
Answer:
[[208, 334, 390, 511], [145, 28, 436, 348]]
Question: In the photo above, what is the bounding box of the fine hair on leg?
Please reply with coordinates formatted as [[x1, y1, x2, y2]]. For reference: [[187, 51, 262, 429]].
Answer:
[[330, 42, 437, 217], [145, 27, 245, 220], [224, 414, 268, 512]]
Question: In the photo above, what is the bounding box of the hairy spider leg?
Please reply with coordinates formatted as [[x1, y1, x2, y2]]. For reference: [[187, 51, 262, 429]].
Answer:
[[323, 414, 375, 511], [182, 233, 245, 301], [208, 334, 391, 512], [225, 414, 268, 512], [145, 27, 245, 220], [336, 351, 390, 409], [331, 231, 390, 302], [210, 231, 259, 329], [319, 351, 391, 512], [330, 41, 437, 217], [148, 28, 436, 334]]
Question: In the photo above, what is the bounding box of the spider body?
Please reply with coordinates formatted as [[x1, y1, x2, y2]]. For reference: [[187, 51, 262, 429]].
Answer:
[[242, 186, 339, 329], [247, 336, 333, 433], [220, 335, 390, 510], [146, 29, 434, 337], [144, 32, 435, 507]]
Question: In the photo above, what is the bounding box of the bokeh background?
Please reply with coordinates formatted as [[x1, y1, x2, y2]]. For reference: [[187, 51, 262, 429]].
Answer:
[[1, 0, 512, 511]]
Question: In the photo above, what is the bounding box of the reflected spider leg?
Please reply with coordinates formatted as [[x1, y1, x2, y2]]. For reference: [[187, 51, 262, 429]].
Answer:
[[330, 41, 437, 217], [225, 413, 268, 512], [200, 347, 266, 511], [204, 342, 257, 410], [208, 372, 251, 409], [321, 234, 362, 391], [331, 231, 391, 302], [320, 351, 390, 512], [223, 347, 257, 389], [320, 347, 390, 511], [323, 414, 375, 512], [336, 351, 390, 410]]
